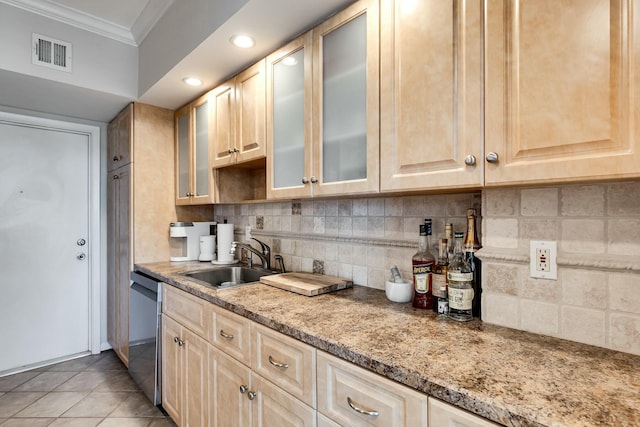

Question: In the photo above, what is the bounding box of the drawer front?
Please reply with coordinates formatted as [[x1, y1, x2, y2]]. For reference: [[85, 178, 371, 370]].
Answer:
[[317, 351, 428, 427], [252, 323, 316, 408], [318, 413, 341, 427], [163, 284, 208, 337], [209, 304, 252, 366], [429, 398, 500, 427]]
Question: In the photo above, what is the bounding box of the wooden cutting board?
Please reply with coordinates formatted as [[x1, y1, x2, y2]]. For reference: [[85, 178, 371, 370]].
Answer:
[[259, 272, 353, 296]]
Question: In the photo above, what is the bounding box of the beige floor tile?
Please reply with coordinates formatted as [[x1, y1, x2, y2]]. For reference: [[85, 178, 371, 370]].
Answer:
[[93, 372, 139, 392], [56, 372, 110, 392], [147, 418, 177, 427], [0, 392, 45, 418], [47, 356, 103, 373], [85, 355, 125, 372], [0, 372, 40, 392], [14, 371, 76, 392], [14, 391, 87, 418], [48, 418, 103, 426], [98, 418, 151, 427], [62, 392, 129, 418], [109, 392, 163, 418], [0, 417, 55, 426]]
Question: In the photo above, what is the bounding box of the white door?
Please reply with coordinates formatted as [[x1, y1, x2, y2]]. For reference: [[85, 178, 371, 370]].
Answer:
[[0, 112, 99, 373]]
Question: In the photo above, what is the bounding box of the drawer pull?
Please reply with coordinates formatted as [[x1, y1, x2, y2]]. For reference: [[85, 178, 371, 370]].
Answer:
[[220, 329, 234, 340], [347, 397, 379, 417], [268, 355, 289, 369]]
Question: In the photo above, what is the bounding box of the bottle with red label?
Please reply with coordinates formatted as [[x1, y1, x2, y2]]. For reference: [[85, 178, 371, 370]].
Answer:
[[412, 220, 435, 309]]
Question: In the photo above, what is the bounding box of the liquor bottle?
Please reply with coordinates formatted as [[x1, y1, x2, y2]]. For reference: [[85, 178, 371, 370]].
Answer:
[[412, 222, 435, 309], [447, 232, 473, 321], [432, 238, 448, 313], [464, 208, 482, 318], [445, 223, 454, 259]]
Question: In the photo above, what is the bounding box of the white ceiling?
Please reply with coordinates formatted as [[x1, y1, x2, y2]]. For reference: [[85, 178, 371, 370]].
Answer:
[[0, 0, 355, 122]]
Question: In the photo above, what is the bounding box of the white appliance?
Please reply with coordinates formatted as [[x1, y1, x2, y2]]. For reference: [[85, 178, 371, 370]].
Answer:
[[169, 222, 216, 261], [198, 235, 216, 261]]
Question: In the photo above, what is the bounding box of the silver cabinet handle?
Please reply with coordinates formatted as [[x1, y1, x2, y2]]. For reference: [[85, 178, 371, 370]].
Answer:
[[239, 384, 248, 394], [301, 177, 309, 184], [247, 391, 257, 400], [464, 154, 477, 166], [310, 176, 318, 183], [486, 152, 499, 163], [220, 329, 234, 340], [268, 355, 289, 369], [173, 336, 184, 346], [347, 397, 379, 417], [227, 149, 234, 154]]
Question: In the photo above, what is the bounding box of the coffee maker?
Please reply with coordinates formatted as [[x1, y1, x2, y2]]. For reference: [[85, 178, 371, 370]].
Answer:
[[169, 222, 216, 261]]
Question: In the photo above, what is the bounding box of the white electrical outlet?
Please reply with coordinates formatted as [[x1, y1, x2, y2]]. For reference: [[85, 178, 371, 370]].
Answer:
[[530, 240, 557, 280]]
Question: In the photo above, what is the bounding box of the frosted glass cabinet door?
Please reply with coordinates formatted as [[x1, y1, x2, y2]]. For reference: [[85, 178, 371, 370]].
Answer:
[[313, 0, 379, 197], [175, 109, 191, 204], [194, 100, 210, 198], [266, 32, 313, 199]]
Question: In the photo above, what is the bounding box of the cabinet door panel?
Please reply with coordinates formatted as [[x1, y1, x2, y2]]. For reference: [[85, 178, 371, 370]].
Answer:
[[252, 373, 317, 427], [193, 99, 210, 200], [162, 315, 182, 423], [267, 33, 314, 199], [380, 0, 483, 192], [175, 106, 191, 205], [183, 329, 209, 427], [313, 0, 379, 197], [236, 59, 266, 163], [485, 0, 640, 184], [210, 347, 252, 427], [212, 82, 237, 167]]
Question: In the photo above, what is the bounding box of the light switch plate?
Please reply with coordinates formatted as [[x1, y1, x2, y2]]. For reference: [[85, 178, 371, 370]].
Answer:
[[530, 240, 557, 280]]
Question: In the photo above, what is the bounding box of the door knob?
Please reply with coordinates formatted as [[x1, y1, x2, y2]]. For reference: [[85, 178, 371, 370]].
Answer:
[[76, 253, 86, 260], [77, 238, 86, 246]]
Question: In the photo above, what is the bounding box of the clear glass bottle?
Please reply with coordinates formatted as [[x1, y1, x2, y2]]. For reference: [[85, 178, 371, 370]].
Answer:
[[412, 222, 435, 309], [447, 232, 473, 321], [432, 238, 448, 312], [445, 223, 454, 259], [464, 208, 482, 318]]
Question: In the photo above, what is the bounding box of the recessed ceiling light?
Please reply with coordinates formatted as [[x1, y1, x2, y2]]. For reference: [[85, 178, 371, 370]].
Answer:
[[230, 35, 255, 48], [182, 77, 202, 86]]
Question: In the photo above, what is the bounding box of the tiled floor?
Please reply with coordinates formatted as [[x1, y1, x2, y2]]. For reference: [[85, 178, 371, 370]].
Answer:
[[0, 351, 176, 426]]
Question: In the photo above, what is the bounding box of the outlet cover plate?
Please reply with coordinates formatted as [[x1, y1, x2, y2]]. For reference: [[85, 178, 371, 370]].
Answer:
[[530, 240, 557, 280]]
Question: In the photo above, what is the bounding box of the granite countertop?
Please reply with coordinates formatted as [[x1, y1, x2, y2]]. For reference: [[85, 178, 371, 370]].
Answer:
[[137, 261, 640, 427]]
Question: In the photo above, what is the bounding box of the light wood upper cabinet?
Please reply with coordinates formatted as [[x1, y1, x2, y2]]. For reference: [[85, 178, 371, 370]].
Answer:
[[212, 59, 267, 168], [485, 0, 640, 185], [175, 93, 216, 205], [380, 0, 483, 192], [107, 105, 131, 172], [267, 0, 379, 199]]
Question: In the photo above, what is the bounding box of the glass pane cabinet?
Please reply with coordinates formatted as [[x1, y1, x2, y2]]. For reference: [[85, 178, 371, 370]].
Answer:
[[174, 93, 216, 205], [267, 0, 379, 199]]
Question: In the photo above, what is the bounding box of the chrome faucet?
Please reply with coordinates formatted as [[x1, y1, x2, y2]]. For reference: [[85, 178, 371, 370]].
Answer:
[[230, 237, 271, 270]]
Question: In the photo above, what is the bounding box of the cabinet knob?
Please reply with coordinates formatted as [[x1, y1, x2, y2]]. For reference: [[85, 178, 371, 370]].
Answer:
[[301, 177, 309, 184], [247, 391, 257, 400], [233, 148, 239, 153], [112, 156, 119, 162], [310, 176, 318, 184], [227, 149, 234, 154], [486, 152, 499, 163], [239, 385, 248, 394], [113, 175, 119, 180], [464, 155, 477, 166]]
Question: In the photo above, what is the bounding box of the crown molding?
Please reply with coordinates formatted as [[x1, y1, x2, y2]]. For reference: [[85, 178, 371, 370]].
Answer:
[[0, 0, 173, 46]]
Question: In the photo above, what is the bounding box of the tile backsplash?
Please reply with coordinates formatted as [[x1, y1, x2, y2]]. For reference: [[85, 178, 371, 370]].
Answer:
[[480, 181, 640, 356], [212, 180, 640, 356]]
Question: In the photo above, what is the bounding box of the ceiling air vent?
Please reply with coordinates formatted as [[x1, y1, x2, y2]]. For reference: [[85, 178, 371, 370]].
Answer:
[[32, 33, 72, 72]]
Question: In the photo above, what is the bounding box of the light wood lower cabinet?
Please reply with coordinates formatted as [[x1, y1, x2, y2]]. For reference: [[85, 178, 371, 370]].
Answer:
[[209, 347, 251, 427], [317, 351, 428, 427], [162, 314, 209, 427], [429, 398, 500, 427]]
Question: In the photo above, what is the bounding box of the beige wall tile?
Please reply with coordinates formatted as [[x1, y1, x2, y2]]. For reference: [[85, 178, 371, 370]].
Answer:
[[485, 218, 518, 248], [521, 188, 558, 217], [607, 181, 640, 216], [561, 269, 607, 309], [520, 274, 560, 303], [561, 306, 606, 347], [385, 197, 404, 216], [609, 314, 640, 355], [483, 263, 519, 295], [608, 219, 640, 256], [483, 294, 519, 329], [484, 188, 518, 216], [609, 273, 640, 313], [520, 219, 559, 241], [560, 219, 605, 254], [520, 300, 559, 336], [560, 185, 605, 216]]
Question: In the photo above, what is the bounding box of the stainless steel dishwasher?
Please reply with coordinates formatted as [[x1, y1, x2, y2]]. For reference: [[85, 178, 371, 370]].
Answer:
[[129, 270, 163, 406]]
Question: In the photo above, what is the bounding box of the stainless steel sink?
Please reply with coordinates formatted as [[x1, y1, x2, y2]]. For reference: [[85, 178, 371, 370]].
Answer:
[[181, 266, 272, 289]]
